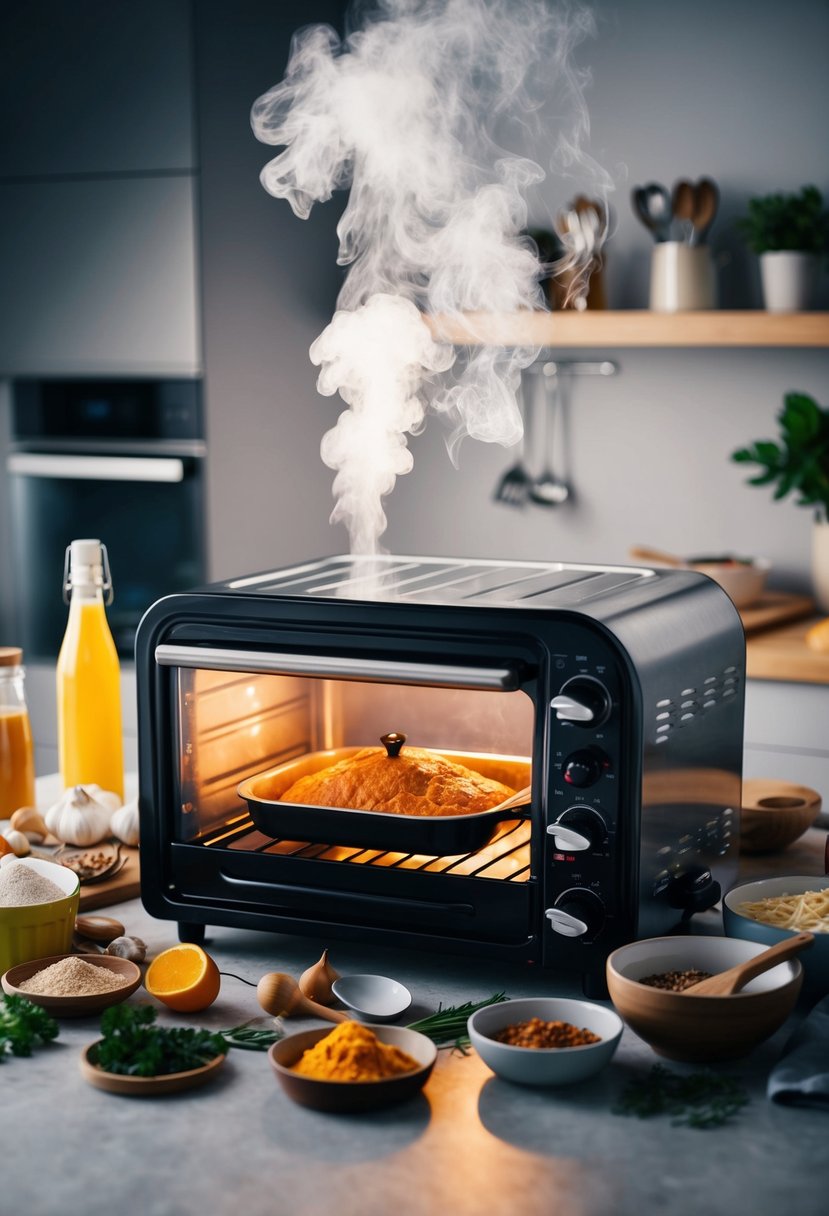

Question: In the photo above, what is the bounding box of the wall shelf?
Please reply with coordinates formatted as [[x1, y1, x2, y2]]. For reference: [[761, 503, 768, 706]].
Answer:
[[425, 310, 829, 348]]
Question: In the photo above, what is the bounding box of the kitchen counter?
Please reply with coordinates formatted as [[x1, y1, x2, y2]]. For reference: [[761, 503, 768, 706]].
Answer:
[[2, 828, 828, 1216], [746, 615, 829, 683]]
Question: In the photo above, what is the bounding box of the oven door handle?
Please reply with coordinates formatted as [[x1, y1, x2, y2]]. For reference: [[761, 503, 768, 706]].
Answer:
[[6, 453, 185, 483], [218, 870, 475, 916], [155, 644, 521, 690]]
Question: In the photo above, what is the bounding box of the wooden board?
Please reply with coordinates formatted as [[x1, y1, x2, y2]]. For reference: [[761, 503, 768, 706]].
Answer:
[[77, 846, 140, 911], [746, 616, 829, 684], [739, 592, 816, 635]]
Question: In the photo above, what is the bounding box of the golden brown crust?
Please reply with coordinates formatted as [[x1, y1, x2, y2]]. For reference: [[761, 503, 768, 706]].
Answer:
[[280, 746, 514, 817]]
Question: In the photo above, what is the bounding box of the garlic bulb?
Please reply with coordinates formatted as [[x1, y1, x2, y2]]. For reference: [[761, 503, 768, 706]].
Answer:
[[10, 806, 48, 844], [44, 785, 117, 847], [110, 797, 139, 847], [104, 935, 147, 962], [1, 828, 31, 857], [298, 948, 340, 1006]]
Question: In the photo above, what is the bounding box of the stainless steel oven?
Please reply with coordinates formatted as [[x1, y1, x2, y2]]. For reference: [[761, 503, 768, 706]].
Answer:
[[136, 554, 745, 992], [6, 377, 206, 659]]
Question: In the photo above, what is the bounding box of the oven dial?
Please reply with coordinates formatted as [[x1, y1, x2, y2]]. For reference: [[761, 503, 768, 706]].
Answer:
[[547, 806, 607, 852], [550, 676, 611, 728], [562, 746, 610, 788], [545, 888, 605, 938]]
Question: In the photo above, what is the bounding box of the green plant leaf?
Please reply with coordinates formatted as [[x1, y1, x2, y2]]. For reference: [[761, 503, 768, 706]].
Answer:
[[731, 392, 829, 516]]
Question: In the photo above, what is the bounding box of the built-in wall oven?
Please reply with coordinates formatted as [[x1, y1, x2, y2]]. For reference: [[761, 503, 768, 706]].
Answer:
[[6, 378, 206, 660], [136, 554, 745, 991]]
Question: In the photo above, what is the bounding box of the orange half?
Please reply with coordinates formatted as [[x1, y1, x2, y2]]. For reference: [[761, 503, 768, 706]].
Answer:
[[144, 943, 221, 1013]]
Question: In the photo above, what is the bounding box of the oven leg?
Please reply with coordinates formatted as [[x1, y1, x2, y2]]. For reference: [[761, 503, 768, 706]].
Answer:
[[581, 971, 609, 1001], [178, 922, 206, 945]]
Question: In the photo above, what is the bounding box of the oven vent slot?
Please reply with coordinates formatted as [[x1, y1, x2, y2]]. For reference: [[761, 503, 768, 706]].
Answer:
[[652, 667, 742, 744]]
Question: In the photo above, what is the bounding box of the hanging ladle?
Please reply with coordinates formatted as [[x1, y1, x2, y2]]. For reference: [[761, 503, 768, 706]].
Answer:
[[529, 365, 569, 506]]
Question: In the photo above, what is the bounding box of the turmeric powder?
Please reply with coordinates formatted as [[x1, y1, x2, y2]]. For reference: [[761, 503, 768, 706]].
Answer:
[[293, 1021, 419, 1081]]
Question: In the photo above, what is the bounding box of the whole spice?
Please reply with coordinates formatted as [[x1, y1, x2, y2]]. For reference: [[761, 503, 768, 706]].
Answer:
[[9, 807, 48, 844], [1, 828, 31, 857], [104, 935, 147, 963], [0, 994, 60, 1059], [408, 992, 508, 1051], [614, 1064, 749, 1129], [0, 861, 67, 907], [94, 1004, 226, 1077], [298, 948, 340, 1006], [18, 956, 129, 997], [639, 969, 714, 992], [493, 1017, 601, 1049], [293, 1021, 419, 1081]]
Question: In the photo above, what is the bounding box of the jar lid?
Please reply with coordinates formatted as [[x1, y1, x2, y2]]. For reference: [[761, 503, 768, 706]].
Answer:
[[0, 646, 23, 666]]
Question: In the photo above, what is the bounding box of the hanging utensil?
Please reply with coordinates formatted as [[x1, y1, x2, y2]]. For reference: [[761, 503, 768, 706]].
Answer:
[[691, 177, 719, 245], [671, 179, 695, 243], [529, 366, 569, 506], [493, 372, 533, 507]]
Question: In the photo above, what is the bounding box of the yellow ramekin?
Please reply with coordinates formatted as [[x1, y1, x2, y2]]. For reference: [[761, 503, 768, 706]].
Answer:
[[0, 857, 80, 975]]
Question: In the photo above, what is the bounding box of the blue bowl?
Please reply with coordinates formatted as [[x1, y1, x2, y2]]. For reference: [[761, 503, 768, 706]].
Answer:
[[723, 875, 829, 1000]]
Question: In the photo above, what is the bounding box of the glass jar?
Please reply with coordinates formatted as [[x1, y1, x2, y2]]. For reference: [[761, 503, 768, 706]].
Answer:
[[0, 646, 36, 818]]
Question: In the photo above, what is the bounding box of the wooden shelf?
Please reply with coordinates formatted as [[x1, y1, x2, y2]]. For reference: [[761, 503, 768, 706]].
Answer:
[[425, 311, 829, 348], [746, 615, 829, 684]]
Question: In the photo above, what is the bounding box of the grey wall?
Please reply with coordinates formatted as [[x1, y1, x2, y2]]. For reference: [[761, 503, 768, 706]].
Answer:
[[195, 0, 828, 594]]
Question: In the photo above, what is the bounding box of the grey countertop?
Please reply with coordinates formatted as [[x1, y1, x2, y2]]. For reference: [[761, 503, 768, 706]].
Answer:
[[2, 830, 828, 1216]]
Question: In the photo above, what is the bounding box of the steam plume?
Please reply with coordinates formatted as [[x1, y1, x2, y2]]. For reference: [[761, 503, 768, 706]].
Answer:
[[252, 0, 602, 553]]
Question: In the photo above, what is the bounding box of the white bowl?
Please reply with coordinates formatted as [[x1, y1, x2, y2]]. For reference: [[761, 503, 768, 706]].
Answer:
[[468, 997, 622, 1087], [723, 875, 829, 999], [331, 975, 412, 1022]]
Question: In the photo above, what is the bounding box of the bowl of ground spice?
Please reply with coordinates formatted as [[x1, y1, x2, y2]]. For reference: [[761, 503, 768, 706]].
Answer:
[[2, 953, 142, 1016], [0, 857, 80, 974], [606, 934, 802, 1063], [268, 1021, 437, 1112], [467, 997, 623, 1086]]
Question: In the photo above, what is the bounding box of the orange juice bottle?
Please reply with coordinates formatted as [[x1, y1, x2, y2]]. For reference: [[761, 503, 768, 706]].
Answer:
[[56, 539, 124, 799], [0, 646, 36, 817]]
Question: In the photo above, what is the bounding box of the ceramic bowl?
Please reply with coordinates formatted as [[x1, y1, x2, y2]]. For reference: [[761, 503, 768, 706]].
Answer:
[[0, 857, 80, 974], [467, 997, 623, 1087], [2, 953, 142, 1017], [723, 875, 829, 999], [740, 780, 821, 854], [689, 557, 770, 608], [269, 1025, 436, 1113], [331, 974, 412, 1022], [607, 935, 802, 1062], [80, 1042, 226, 1096]]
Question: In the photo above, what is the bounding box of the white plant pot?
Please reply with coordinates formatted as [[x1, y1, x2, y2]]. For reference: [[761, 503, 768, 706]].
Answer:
[[812, 518, 829, 613], [759, 251, 817, 313]]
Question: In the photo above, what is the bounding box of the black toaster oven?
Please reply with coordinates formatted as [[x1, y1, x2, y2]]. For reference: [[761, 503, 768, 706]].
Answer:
[[135, 555, 745, 991]]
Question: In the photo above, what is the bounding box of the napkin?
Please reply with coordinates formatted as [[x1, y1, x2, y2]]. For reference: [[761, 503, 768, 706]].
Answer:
[[767, 995, 829, 1108]]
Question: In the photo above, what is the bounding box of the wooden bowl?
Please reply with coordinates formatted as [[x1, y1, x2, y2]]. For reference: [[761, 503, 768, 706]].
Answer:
[[268, 1025, 436, 1113], [606, 935, 802, 1062], [740, 779, 821, 854], [1, 953, 141, 1017], [80, 1041, 226, 1096]]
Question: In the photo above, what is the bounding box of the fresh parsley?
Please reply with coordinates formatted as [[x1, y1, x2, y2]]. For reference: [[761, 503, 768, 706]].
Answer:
[[614, 1064, 749, 1129], [0, 994, 60, 1059], [95, 1004, 227, 1077]]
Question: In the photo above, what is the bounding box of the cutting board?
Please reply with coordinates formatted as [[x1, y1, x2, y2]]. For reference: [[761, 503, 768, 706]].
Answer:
[[746, 616, 829, 683], [739, 592, 815, 635], [77, 846, 140, 911]]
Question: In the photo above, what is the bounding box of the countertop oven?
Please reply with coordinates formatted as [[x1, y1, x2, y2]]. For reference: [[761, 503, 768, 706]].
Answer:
[[135, 554, 745, 991]]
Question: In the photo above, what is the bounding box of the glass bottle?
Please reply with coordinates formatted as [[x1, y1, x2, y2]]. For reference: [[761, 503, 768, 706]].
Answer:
[[0, 646, 36, 818], [56, 539, 124, 799]]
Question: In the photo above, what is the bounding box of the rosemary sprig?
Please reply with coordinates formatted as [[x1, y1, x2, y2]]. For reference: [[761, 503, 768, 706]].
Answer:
[[219, 1020, 284, 1052], [407, 992, 509, 1051], [614, 1064, 749, 1129]]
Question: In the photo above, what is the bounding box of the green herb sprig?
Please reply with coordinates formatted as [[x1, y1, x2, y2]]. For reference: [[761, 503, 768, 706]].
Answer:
[[0, 994, 60, 1059], [219, 1021, 284, 1052], [96, 1004, 227, 1077], [407, 992, 508, 1052], [614, 1064, 749, 1129]]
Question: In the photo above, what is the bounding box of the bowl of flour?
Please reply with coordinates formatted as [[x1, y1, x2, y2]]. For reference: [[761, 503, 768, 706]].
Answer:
[[0, 857, 80, 974]]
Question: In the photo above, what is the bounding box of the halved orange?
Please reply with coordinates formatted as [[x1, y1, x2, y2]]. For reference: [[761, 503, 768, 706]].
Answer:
[[144, 943, 221, 1013]]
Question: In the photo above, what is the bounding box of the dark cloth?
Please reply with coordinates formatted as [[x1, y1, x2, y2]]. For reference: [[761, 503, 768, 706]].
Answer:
[[767, 995, 829, 1108]]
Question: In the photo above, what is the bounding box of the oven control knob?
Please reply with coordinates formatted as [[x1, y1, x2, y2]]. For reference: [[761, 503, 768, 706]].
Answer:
[[545, 888, 605, 938], [547, 806, 607, 852], [550, 676, 611, 728], [562, 747, 609, 788]]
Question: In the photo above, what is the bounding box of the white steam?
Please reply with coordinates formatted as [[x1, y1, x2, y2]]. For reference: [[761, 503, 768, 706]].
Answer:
[[252, 0, 602, 554]]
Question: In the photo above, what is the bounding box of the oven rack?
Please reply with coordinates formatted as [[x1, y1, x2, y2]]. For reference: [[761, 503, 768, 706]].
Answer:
[[203, 817, 532, 882]]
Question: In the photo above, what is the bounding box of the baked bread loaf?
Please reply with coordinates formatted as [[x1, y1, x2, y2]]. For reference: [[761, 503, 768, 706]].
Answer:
[[280, 740, 514, 818]]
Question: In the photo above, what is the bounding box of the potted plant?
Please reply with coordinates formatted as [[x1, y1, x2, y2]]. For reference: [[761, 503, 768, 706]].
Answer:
[[736, 185, 828, 312], [731, 391, 829, 609]]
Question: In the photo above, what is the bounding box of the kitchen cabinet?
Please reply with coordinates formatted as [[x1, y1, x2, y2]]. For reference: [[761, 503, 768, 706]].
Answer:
[[0, 176, 199, 376], [427, 311, 829, 347]]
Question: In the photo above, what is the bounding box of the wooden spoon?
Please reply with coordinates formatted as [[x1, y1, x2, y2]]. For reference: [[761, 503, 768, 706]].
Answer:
[[75, 914, 126, 943], [682, 932, 814, 995], [629, 545, 685, 567], [691, 177, 719, 245], [671, 179, 695, 241], [257, 971, 350, 1024]]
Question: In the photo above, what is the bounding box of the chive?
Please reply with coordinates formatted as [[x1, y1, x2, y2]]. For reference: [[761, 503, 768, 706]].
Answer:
[[407, 992, 509, 1050]]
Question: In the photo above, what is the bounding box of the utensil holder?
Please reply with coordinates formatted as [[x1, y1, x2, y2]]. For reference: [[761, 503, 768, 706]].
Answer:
[[649, 242, 716, 312]]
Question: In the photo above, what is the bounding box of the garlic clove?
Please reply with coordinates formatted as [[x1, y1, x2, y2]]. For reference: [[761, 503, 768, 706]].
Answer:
[[2, 828, 31, 857], [298, 948, 340, 1006], [110, 796, 139, 847], [104, 935, 147, 963], [10, 806, 48, 844]]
